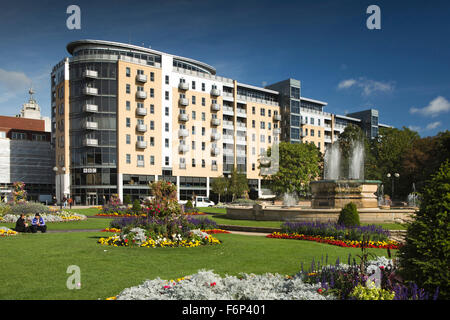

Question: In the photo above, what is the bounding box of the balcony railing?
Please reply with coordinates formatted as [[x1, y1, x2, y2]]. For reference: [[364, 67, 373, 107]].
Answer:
[[136, 74, 147, 83], [136, 141, 147, 149], [211, 118, 221, 126], [236, 109, 247, 117], [136, 124, 147, 132], [273, 114, 282, 121], [179, 163, 186, 169], [211, 103, 221, 112], [83, 70, 98, 78], [211, 132, 221, 141], [178, 129, 188, 137], [136, 91, 147, 99], [210, 88, 221, 96], [137, 160, 145, 167], [211, 147, 220, 156], [179, 98, 189, 106], [223, 106, 234, 115], [83, 104, 98, 112], [136, 107, 147, 116], [83, 121, 98, 130], [83, 138, 98, 146], [83, 87, 98, 95], [178, 82, 189, 90], [178, 114, 189, 122], [178, 144, 189, 153]]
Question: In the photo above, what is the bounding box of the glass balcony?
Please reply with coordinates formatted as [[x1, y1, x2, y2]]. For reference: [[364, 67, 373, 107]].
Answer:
[[179, 97, 189, 106], [83, 87, 98, 95], [179, 163, 186, 169], [136, 91, 147, 99], [83, 104, 98, 112], [83, 70, 98, 78], [211, 147, 220, 156], [211, 103, 221, 112], [137, 160, 145, 167], [83, 138, 98, 146], [136, 74, 147, 83], [210, 88, 221, 96], [178, 145, 189, 153], [178, 113, 189, 122], [136, 141, 147, 149], [136, 107, 147, 116], [211, 132, 221, 141], [178, 129, 188, 137], [273, 114, 282, 121], [211, 118, 221, 126], [82, 121, 98, 130], [136, 124, 147, 132], [178, 82, 189, 90]]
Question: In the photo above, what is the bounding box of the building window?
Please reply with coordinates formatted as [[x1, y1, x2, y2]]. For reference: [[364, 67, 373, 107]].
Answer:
[[126, 84, 130, 94], [202, 97, 205, 106], [192, 81, 196, 90], [252, 106, 256, 114], [150, 88, 154, 98], [150, 155, 155, 165], [150, 136, 155, 146], [202, 127, 205, 136], [192, 111, 196, 120], [126, 134, 130, 144], [192, 158, 196, 167], [252, 120, 255, 128], [191, 126, 196, 135], [126, 101, 130, 110], [165, 75, 169, 84], [126, 117, 130, 127], [252, 133, 256, 142], [202, 159, 205, 168], [150, 104, 154, 114], [150, 120, 154, 130], [192, 96, 196, 105], [137, 155, 144, 167], [268, 109, 272, 117], [126, 67, 130, 77], [260, 108, 265, 116], [192, 141, 196, 150], [164, 138, 169, 148], [165, 107, 169, 116], [164, 123, 169, 132], [165, 156, 169, 166], [252, 163, 255, 171], [150, 72, 154, 82], [260, 121, 265, 129], [201, 83, 205, 91], [201, 112, 206, 121], [311, 129, 315, 137], [311, 118, 315, 125], [126, 154, 131, 164], [202, 142, 205, 151], [260, 135, 265, 143], [165, 91, 169, 100]]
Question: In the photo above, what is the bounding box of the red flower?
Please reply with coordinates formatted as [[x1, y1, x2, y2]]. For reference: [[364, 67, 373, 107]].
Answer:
[[317, 288, 323, 294], [210, 282, 216, 287]]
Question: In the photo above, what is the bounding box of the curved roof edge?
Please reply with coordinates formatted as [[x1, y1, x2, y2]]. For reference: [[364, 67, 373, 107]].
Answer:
[[66, 39, 216, 75]]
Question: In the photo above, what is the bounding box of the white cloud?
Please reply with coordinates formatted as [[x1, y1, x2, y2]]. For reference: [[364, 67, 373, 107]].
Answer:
[[337, 77, 394, 96], [425, 121, 441, 130], [0, 68, 32, 92], [408, 125, 421, 132], [410, 96, 450, 117]]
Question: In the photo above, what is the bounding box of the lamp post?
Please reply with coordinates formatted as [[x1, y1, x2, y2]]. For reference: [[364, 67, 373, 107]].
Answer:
[[386, 172, 400, 201], [53, 166, 65, 209]]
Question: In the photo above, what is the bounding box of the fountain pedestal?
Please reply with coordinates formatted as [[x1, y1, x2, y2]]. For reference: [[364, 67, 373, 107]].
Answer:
[[310, 180, 381, 209]]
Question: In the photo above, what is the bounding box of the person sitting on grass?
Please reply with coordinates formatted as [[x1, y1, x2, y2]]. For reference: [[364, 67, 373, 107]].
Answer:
[[31, 213, 47, 233], [14, 214, 31, 233]]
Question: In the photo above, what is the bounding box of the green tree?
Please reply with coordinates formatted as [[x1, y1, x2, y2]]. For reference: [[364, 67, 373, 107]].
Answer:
[[211, 176, 228, 204], [398, 160, 450, 299], [228, 168, 249, 202], [263, 141, 321, 197], [371, 126, 420, 198]]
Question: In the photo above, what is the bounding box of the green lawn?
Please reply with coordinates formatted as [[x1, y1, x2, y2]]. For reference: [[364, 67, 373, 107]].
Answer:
[[0, 231, 395, 300]]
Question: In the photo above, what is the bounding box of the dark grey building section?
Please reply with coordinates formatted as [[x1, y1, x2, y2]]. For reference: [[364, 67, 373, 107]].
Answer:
[[347, 109, 380, 139]]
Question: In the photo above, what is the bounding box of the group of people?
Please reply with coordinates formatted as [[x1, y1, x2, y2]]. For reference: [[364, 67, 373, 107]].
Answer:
[[14, 213, 47, 233]]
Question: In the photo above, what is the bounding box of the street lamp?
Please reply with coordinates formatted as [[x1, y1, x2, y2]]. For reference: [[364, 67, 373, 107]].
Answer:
[[387, 173, 400, 201], [53, 166, 65, 209]]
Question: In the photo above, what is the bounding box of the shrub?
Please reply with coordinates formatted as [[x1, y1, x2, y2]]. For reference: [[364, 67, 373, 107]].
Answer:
[[132, 199, 141, 212], [123, 195, 132, 206], [0, 203, 11, 216], [186, 200, 193, 209], [8, 202, 51, 215], [397, 160, 450, 300], [337, 202, 360, 227]]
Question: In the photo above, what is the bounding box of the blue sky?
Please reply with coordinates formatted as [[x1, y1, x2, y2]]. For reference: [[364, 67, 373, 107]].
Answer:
[[0, 0, 449, 137]]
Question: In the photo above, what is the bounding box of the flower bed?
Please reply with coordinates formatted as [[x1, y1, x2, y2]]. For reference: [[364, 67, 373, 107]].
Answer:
[[203, 229, 231, 234], [0, 211, 87, 223], [109, 269, 332, 300], [267, 232, 401, 249], [98, 227, 221, 248], [0, 227, 18, 237]]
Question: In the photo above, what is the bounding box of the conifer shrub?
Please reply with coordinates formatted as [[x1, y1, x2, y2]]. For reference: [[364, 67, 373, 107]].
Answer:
[[337, 202, 360, 227]]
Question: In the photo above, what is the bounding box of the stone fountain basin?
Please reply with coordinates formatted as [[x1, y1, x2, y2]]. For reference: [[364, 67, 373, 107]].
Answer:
[[310, 179, 382, 209]]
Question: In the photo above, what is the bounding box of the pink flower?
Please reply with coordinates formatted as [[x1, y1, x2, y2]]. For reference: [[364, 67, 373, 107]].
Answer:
[[210, 282, 216, 287]]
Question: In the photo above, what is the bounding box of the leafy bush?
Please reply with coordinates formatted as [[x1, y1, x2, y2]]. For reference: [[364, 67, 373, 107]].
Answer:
[[123, 195, 131, 206], [8, 202, 51, 215], [132, 199, 141, 212], [0, 203, 11, 216], [338, 202, 360, 227], [398, 160, 450, 300], [185, 200, 193, 209], [349, 283, 395, 300]]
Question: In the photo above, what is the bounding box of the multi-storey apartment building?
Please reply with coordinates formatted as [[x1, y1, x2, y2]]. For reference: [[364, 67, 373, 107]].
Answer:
[[51, 39, 390, 205]]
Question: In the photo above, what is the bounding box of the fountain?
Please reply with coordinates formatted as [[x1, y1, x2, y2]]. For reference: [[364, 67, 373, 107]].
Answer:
[[282, 192, 298, 207], [407, 183, 419, 208], [310, 140, 381, 209]]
